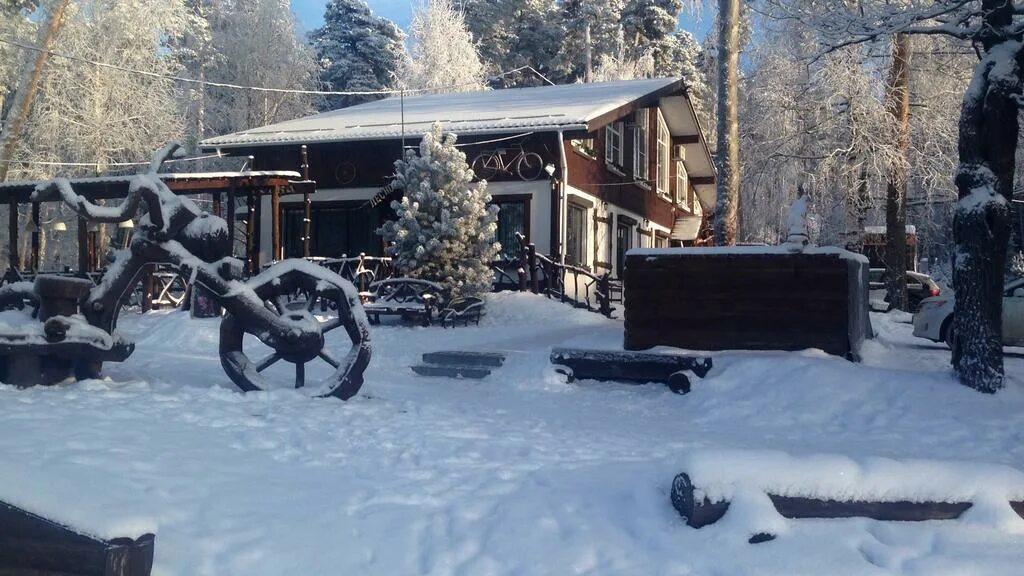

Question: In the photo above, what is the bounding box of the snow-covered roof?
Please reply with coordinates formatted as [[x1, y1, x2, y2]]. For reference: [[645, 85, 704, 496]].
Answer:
[[201, 79, 686, 149]]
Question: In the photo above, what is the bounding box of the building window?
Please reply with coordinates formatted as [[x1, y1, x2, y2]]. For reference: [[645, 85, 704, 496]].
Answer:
[[605, 122, 624, 170], [656, 110, 670, 197], [283, 202, 382, 258], [494, 199, 527, 260], [633, 111, 649, 185], [571, 138, 596, 159], [605, 218, 614, 265], [566, 203, 587, 267], [615, 220, 632, 277], [675, 160, 689, 210], [655, 234, 668, 248]]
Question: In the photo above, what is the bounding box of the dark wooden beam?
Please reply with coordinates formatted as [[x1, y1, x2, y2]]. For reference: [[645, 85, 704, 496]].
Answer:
[[271, 185, 281, 262], [30, 202, 39, 271], [301, 145, 311, 258], [690, 176, 716, 186], [77, 216, 88, 273], [672, 134, 701, 145], [246, 192, 256, 275], [670, 472, 1019, 531], [226, 185, 236, 258], [8, 197, 18, 270]]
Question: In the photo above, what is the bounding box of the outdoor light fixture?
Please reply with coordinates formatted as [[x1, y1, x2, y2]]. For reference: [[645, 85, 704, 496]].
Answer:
[[51, 220, 67, 232], [118, 220, 134, 229], [544, 164, 556, 177]]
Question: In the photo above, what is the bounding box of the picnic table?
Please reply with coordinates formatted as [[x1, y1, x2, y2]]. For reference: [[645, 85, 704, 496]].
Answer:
[[363, 278, 443, 326]]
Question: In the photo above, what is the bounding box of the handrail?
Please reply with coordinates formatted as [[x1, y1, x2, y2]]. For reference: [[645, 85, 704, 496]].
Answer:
[[512, 232, 618, 318]]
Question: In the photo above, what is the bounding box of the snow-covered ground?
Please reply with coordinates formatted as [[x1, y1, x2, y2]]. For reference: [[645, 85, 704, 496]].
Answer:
[[2, 292, 1024, 575]]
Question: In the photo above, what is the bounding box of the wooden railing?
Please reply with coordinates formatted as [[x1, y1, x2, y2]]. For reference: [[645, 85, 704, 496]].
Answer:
[[314, 254, 395, 294], [510, 233, 618, 318]]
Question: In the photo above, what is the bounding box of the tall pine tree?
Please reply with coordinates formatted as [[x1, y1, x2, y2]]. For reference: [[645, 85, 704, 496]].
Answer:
[[620, 0, 684, 75], [462, 0, 562, 87], [312, 0, 404, 110], [378, 124, 500, 299]]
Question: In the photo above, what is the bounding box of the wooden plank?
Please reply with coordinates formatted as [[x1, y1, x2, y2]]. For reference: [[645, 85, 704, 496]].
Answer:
[[670, 472, 1011, 530], [422, 351, 506, 367], [550, 348, 713, 382]]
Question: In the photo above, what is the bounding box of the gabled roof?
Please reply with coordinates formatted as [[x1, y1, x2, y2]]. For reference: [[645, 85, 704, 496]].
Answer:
[[201, 78, 685, 149]]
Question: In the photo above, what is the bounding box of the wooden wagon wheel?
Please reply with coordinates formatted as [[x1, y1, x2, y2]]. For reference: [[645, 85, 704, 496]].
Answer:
[[219, 266, 371, 400]]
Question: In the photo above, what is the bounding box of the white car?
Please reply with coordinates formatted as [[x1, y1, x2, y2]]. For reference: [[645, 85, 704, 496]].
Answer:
[[913, 277, 1024, 348]]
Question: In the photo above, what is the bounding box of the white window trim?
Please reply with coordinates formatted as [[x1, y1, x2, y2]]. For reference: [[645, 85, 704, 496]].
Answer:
[[656, 110, 670, 198], [605, 122, 624, 170], [675, 160, 690, 211], [633, 110, 649, 186]]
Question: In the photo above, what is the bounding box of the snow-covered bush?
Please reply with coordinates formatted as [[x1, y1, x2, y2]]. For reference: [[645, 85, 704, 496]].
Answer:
[[378, 125, 501, 298]]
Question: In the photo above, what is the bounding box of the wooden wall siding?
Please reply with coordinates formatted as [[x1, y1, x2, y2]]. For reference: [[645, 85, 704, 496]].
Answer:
[[252, 133, 562, 190], [564, 133, 674, 229], [623, 252, 871, 358]]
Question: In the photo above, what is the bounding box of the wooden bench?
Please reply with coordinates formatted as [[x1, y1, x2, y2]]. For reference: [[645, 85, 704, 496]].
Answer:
[[549, 348, 713, 393], [363, 278, 443, 327], [437, 297, 484, 328]]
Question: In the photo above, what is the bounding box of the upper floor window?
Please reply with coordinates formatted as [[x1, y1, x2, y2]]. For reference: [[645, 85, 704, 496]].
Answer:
[[656, 110, 670, 196], [572, 138, 596, 159], [605, 122, 624, 170], [675, 160, 689, 210], [633, 111, 649, 185], [566, 203, 588, 267]]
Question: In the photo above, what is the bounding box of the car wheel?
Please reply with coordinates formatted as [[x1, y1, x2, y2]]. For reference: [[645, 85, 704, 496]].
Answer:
[[943, 319, 956, 350]]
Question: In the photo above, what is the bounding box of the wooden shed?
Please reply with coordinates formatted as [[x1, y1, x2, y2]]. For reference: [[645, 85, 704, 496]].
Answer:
[[623, 247, 872, 359]]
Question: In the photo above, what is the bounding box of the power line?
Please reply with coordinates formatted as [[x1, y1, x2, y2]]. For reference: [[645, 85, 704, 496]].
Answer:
[[0, 37, 552, 97], [0, 152, 224, 168]]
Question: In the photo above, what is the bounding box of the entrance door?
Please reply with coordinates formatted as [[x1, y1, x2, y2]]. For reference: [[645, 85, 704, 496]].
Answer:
[[615, 221, 632, 277]]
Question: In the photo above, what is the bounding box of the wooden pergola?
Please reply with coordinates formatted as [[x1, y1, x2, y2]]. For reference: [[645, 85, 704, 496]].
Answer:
[[0, 171, 315, 276]]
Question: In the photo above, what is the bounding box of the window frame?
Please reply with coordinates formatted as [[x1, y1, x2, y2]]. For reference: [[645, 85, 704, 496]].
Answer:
[[566, 203, 588, 268], [675, 160, 689, 211], [605, 121, 624, 172], [633, 110, 649, 186], [656, 110, 671, 198], [492, 197, 530, 260]]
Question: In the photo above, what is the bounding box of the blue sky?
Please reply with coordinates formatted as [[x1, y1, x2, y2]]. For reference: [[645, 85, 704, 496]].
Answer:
[[289, 1, 712, 38]]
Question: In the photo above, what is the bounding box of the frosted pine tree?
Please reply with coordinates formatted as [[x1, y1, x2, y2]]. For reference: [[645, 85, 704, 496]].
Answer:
[[378, 125, 500, 298], [312, 0, 404, 110], [399, 0, 487, 93]]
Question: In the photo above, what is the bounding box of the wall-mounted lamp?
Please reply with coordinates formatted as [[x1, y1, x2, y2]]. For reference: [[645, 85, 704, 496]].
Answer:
[[642, 218, 650, 229], [544, 164, 556, 177], [51, 220, 67, 232], [118, 220, 134, 229]]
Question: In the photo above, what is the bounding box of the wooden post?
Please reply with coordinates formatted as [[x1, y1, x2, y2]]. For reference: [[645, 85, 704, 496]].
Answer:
[[8, 197, 19, 270], [252, 190, 262, 272], [271, 185, 281, 261], [301, 145, 311, 258], [528, 243, 539, 294], [77, 216, 88, 273], [246, 191, 256, 274], [518, 240, 528, 292], [30, 202, 39, 271], [598, 273, 611, 317], [141, 264, 153, 312], [226, 185, 236, 257], [212, 191, 222, 217]]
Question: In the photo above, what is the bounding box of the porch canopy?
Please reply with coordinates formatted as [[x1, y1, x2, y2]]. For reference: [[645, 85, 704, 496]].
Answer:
[[0, 171, 313, 276]]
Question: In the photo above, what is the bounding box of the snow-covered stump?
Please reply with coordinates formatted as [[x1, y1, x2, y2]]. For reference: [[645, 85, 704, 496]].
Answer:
[[0, 500, 154, 575], [670, 451, 1024, 541]]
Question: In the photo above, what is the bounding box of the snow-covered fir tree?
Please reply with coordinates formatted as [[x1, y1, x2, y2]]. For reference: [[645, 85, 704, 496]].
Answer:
[[620, 0, 684, 74], [399, 0, 487, 93], [311, 0, 404, 110], [462, 0, 562, 87], [378, 124, 500, 298], [558, 0, 625, 82]]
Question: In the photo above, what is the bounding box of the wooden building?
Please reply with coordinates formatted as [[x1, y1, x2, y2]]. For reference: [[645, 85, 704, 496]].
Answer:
[[200, 78, 716, 278]]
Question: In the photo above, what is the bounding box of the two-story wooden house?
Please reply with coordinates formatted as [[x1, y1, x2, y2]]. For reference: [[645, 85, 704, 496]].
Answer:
[[200, 78, 715, 277]]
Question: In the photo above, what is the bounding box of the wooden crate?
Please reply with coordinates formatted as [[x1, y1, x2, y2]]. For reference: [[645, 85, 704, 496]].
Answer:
[[623, 250, 871, 359]]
